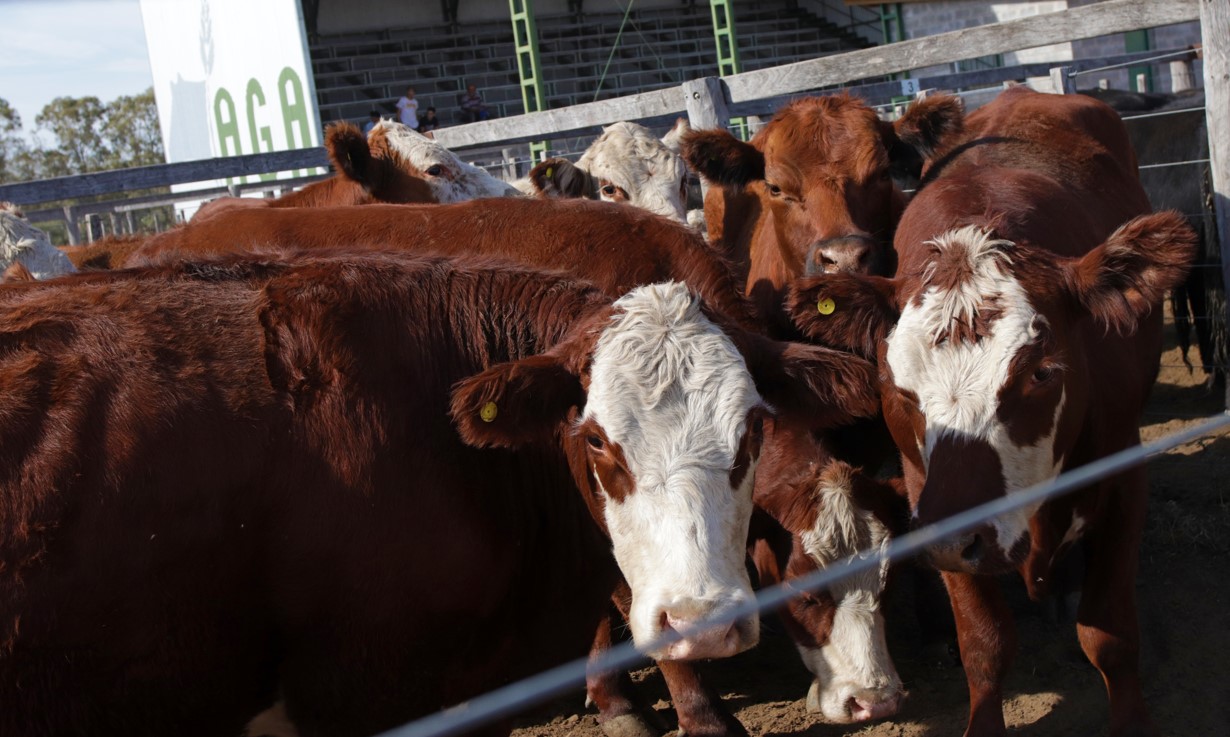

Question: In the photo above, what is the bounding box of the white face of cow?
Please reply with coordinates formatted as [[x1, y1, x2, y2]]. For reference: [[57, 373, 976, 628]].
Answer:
[[581, 282, 761, 660], [577, 122, 690, 222], [796, 464, 902, 723], [0, 204, 76, 280], [885, 226, 1067, 565], [371, 121, 523, 202]]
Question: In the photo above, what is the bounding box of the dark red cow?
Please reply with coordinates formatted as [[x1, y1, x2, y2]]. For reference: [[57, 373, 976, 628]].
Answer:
[[0, 250, 882, 737], [681, 94, 963, 333], [786, 87, 1196, 737], [191, 121, 436, 222], [120, 196, 906, 730]]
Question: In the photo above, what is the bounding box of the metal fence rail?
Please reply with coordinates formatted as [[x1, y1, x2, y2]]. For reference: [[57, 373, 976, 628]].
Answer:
[[374, 412, 1230, 737]]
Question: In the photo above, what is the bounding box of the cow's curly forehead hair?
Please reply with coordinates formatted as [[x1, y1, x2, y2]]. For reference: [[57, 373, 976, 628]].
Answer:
[[758, 95, 890, 173]]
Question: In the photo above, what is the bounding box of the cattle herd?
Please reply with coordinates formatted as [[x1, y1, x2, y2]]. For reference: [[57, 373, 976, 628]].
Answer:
[[0, 86, 1205, 737]]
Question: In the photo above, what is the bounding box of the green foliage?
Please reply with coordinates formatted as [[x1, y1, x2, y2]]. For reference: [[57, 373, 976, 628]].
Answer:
[[0, 87, 164, 182]]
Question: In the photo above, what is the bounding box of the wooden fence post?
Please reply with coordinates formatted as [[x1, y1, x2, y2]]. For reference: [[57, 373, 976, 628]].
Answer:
[[1049, 66, 1076, 94], [62, 204, 80, 246], [1200, 0, 1230, 409], [683, 77, 730, 200]]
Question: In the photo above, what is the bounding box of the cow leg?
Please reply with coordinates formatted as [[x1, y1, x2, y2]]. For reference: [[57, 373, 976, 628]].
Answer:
[[587, 604, 666, 737], [657, 660, 749, 737], [941, 571, 1014, 737], [1076, 477, 1157, 737]]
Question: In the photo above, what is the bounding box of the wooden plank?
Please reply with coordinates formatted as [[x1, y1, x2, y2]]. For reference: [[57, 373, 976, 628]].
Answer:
[[432, 88, 681, 149], [683, 78, 730, 131], [1200, 0, 1230, 409], [723, 0, 1199, 103], [1050, 66, 1077, 94], [0, 148, 329, 208]]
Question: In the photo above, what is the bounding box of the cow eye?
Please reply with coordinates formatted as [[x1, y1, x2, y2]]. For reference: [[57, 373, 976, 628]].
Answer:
[[1032, 365, 1056, 385], [766, 183, 782, 197], [426, 165, 444, 176], [601, 184, 616, 196], [586, 434, 605, 450]]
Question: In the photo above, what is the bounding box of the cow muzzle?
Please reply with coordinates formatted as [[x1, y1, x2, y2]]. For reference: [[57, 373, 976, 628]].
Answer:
[[648, 600, 759, 661], [924, 525, 1030, 575], [804, 235, 879, 275], [806, 680, 905, 723]]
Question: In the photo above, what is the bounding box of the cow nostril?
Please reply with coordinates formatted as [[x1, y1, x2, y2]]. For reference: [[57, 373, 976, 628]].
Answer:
[[961, 534, 985, 564]]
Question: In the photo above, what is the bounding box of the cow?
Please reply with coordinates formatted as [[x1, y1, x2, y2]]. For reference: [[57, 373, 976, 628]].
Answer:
[[191, 121, 437, 222], [680, 93, 964, 335], [0, 202, 76, 280], [366, 119, 523, 201], [0, 249, 885, 737], [58, 233, 148, 271], [518, 120, 693, 224], [785, 86, 1196, 737], [119, 195, 905, 730]]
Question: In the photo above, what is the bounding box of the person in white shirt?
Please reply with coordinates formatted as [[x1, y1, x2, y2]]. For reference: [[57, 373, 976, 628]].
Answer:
[[396, 87, 420, 130]]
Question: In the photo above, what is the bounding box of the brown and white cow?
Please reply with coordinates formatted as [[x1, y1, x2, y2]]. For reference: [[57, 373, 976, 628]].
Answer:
[[367, 119, 522, 201], [682, 94, 963, 334], [0, 202, 76, 279], [191, 121, 437, 221], [0, 250, 881, 737], [518, 120, 693, 223], [786, 86, 1196, 737], [119, 195, 904, 729]]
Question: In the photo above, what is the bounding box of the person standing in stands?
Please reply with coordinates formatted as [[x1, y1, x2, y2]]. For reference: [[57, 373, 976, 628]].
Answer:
[[396, 87, 420, 130], [458, 84, 490, 123]]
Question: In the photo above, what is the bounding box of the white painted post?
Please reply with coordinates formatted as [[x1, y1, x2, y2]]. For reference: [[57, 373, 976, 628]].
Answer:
[[1200, 0, 1230, 408], [62, 205, 80, 246], [682, 77, 731, 200], [1050, 66, 1076, 94], [1170, 59, 1195, 92]]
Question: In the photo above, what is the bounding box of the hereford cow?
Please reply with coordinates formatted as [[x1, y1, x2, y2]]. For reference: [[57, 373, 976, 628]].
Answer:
[[518, 120, 692, 223], [0, 250, 886, 737], [0, 202, 76, 280], [122, 196, 905, 730], [191, 122, 437, 222], [680, 94, 963, 334], [786, 87, 1195, 737], [366, 119, 522, 201]]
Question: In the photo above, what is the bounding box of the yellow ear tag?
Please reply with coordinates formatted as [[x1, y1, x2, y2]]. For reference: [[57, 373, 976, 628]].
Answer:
[[545, 166, 554, 179], [480, 402, 498, 423], [817, 297, 836, 316]]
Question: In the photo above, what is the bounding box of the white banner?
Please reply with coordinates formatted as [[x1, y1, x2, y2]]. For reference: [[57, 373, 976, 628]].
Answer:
[[140, 0, 322, 189]]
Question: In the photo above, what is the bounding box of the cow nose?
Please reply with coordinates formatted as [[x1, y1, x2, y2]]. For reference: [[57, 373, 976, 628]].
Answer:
[[845, 691, 904, 722], [926, 531, 986, 572], [805, 236, 877, 275], [657, 610, 758, 661]]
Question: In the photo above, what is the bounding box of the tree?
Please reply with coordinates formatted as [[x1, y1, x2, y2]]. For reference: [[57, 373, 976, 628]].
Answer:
[[0, 98, 33, 184], [102, 89, 163, 170], [34, 95, 111, 175]]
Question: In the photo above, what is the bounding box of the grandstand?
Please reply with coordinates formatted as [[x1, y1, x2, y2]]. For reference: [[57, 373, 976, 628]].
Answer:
[[309, 0, 871, 129]]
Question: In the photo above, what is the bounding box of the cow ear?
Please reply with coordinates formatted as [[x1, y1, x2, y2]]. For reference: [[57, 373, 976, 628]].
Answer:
[[1065, 210, 1196, 334], [681, 128, 765, 187], [2, 261, 34, 283], [660, 117, 690, 153], [528, 158, 594, 198], [732, 330, 881, 428], [451, 354, 586, 449], [786, 274, 900, 361], [327, 122, 373, 184], [891, 93, 964, 161]]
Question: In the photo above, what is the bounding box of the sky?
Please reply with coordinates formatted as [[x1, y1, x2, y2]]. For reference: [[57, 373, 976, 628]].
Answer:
[[0, 0, 154, 141]]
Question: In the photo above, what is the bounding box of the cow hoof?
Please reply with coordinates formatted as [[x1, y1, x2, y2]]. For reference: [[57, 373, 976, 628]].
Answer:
[[600, 713, 665, 737]]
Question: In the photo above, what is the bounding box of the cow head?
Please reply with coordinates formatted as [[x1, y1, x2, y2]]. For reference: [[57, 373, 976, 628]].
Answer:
[[367, 120, 522, 202], [326, 122, 436, 204], [753, 423, 904, 723], [525, 121, 691, 222], [787, 211, 1195, 573], [682, 94, 963, 276], [452, 282, 880, 660]]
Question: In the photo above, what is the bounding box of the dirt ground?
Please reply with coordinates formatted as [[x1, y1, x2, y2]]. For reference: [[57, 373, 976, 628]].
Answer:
[[509, 330, 1230, 737]]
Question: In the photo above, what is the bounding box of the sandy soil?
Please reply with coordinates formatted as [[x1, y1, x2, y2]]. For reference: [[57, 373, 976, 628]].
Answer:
[[509, 334, 1230, 737]]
